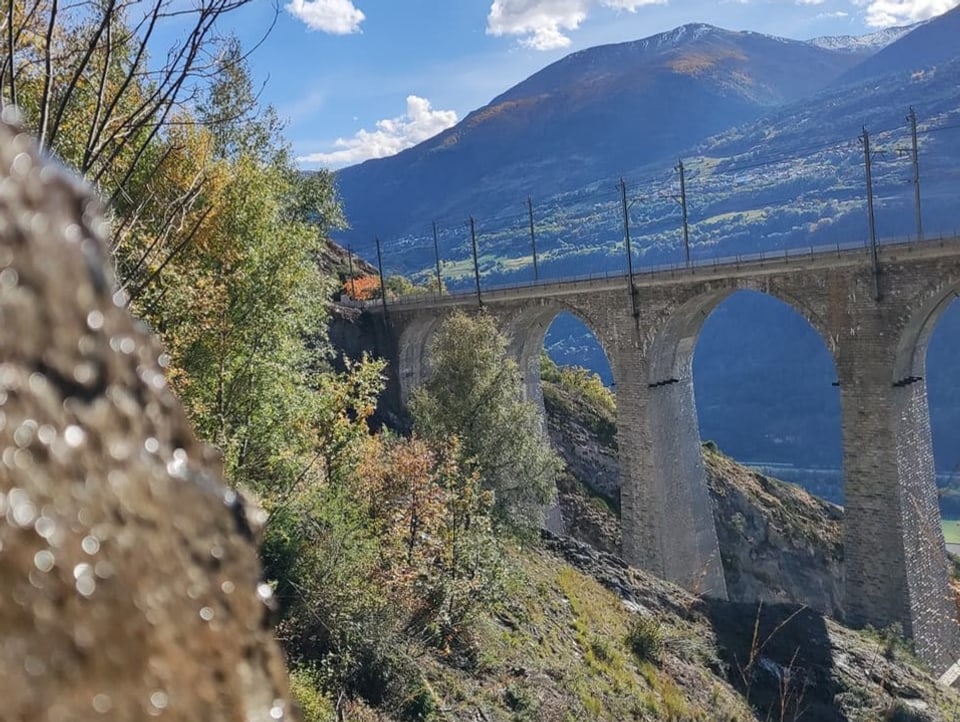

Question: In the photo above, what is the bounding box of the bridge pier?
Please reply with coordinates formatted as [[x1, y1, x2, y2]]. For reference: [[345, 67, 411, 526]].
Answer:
[[614, 338, 728, 599], [837, 314, 960, 674], [645, 373, 728, 598], [614, 355, 665, 578]]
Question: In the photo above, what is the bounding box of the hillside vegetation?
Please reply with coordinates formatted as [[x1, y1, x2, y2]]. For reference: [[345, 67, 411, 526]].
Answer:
[[292, 527, 960, 722], [7, 5, 959, 720]]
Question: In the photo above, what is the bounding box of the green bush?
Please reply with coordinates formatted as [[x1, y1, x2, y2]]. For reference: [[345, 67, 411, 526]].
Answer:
[[288, 665, 336, 722], [402, 680, 441, 721], [540, 353, 615, 418], [504, 683, 536, 714], [626, 616, 664, 666], [590, 635, 615, 664]]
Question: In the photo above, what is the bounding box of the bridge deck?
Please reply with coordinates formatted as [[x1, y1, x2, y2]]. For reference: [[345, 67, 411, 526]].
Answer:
[[363, 234, 960, 311]]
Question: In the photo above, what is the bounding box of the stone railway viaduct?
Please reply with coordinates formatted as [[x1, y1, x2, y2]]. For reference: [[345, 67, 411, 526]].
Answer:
[[366, 236, 960, 674]]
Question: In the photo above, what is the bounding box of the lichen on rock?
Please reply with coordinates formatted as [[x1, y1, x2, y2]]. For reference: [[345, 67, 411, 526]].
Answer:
[[0, 114, 298, 721]]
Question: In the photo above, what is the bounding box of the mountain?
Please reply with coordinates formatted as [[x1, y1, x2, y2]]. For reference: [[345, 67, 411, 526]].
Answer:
[[806, 23, 920, 54], [837, 3, 960, 83], [334, 24, 863, 260], [334, 7, 960, 484]]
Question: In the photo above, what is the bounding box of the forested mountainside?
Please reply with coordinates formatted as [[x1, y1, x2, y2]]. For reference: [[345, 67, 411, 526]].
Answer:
[[332, 7, 960, 484]]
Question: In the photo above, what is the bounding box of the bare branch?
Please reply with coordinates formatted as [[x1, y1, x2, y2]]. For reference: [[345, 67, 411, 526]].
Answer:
[[83, 0, 162, 171], [126, 203, 215, 306], [37, 0, 58, 147], [45, 0, 116, 148], [5, 0, 17, 108], [83, 0, 113, 170], [122, 166, 209, 284]]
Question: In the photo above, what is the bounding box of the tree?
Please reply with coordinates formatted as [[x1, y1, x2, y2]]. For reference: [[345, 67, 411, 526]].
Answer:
[[357, 434, 502, 640], [1, 0, 266, 202], [262, 363, 502, 716], [410, 310, 561, 532], [147, 57, 342, 495]]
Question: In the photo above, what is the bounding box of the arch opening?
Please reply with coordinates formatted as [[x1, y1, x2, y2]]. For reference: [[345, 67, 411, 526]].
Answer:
[[905, 288, 960, 551], [693, 290, 843, 502], [543, 312, 614, 387], [505, 307, 617, 547], [655, 288, 843, 613]]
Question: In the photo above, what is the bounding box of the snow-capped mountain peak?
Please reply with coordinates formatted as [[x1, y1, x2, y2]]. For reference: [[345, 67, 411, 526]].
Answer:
[[807, 23, 923, 54]]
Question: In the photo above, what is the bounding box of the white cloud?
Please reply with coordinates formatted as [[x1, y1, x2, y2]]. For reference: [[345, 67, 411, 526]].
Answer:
[[285, 0, 365, 34], [297, 96, 458, 168], [856, 0, 958, 26], [486, 0, 667, 50]]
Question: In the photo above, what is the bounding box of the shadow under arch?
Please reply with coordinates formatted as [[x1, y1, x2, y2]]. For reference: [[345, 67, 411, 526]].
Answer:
[[396, 312, 450, 404]]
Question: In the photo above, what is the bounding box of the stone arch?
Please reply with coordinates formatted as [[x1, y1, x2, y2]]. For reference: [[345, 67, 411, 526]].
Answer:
[[396, 313, 450, 403], [499, 301, 617, 536], [649, 282, 836, 384], [645, 285, 842, 606], [894, 278, 960, 383], [501, 300, 616, 411]]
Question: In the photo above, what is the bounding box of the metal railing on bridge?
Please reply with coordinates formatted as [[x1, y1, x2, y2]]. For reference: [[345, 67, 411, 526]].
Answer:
[[354, 232, 960, 312]]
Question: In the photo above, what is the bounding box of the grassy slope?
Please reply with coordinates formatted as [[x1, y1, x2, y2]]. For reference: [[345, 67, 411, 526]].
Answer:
[[420, 545, 754, 721], [393, 540, 959, 722], [943, 520, 960, 545]]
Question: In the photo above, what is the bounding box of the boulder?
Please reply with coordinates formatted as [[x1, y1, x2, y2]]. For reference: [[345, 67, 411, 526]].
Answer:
[[0, 114, 298, 720]]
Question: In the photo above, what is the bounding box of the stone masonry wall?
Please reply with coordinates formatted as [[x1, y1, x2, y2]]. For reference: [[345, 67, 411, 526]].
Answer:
[[383, 239, 960, 673]]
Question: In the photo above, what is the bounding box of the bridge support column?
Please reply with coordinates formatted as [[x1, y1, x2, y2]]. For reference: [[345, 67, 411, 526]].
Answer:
[[838, 337, 960, 674], [646, 374, 727, 598], [615, 348, 727, 599]]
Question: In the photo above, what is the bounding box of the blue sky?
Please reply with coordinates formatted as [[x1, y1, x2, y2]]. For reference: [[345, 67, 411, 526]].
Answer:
[[223, 0, 959, 169]]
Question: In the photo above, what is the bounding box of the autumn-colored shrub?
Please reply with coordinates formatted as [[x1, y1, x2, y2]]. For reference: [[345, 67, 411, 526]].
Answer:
[[343, 274, 382, 300]]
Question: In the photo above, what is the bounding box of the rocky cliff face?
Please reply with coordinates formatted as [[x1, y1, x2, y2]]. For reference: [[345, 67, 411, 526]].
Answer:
[[705, 447, 844, 616], [543, 376, 618, 502], [541, 376, 845, 617], [0, 118, 297, 721]]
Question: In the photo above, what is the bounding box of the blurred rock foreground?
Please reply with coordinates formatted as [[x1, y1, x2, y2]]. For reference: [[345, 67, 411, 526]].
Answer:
[[0, 118, 298, 719]]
